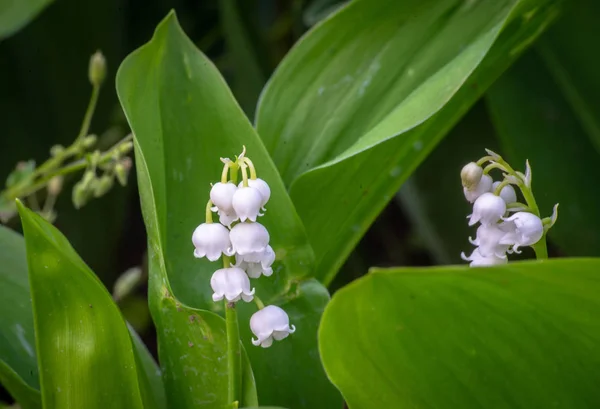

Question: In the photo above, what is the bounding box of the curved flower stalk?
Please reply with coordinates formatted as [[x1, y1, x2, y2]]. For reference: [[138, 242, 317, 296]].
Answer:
[[190, 146, 296, 405], [460, 149, 558, 266]]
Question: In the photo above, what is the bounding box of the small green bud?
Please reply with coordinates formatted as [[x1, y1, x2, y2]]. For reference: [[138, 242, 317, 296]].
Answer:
[[72, 182, 90, 209], [119, 141, 134, 155], [93, 174, 114, 198], [50, 145, 65, 156], [115, 163, 128, 186], [88, 51, 106, 86], [47, 176, 63, 196], [82, 134, 97, 149], [81, 170, 96, 189], [460, 162, 483, 189]]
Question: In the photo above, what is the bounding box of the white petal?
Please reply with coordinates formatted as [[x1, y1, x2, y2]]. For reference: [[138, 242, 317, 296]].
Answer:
[[210, 182, 237, 213], [492, 181, 517, 204], [232, 187, 263, 222], [464, 174, 493, 203], [471, 193, 506, 226], [243, 178, 271, 208], [230, 222, 270, 255], [192, 223, 232, 260]]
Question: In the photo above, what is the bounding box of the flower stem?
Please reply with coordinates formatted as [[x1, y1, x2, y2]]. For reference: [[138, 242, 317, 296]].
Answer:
[[205, 200, 213, 223], [225, 301, 241, 406], [242, 157, 257, 180]]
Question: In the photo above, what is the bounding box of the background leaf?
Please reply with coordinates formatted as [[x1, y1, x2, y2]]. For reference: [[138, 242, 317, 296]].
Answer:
[[117, 12, 341, 409], [0, 225, 39, 409], [0, 0, 52, 39], [256, 0, 560, 285], [486, 49, 600, 256], [320, 259, 600, 409], [17, 202, 147, 409]]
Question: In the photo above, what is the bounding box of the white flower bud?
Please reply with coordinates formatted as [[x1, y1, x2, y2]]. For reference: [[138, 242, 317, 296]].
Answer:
[[469, 224, 509, 257], [235, 245, 275, 278], [210, 267, 255, 303], [192, 223, 233, 261], [210, 182, 237, 213], [499, 212, 544, 251], [232, 186, 263, 222], [492, 181, 517, 204], [461, 247, 507, 267], [250, 305, 296, 348], [229, 222, 269, 255], [468, 192, 506, 226], [461, 162, 483, 189], [463, 174, 493, 203], [240, 178, 271, 208]]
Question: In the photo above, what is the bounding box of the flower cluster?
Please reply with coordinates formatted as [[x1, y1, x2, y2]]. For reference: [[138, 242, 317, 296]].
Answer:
[[191, 147, 295, 347], [460, 149, 558, 267]]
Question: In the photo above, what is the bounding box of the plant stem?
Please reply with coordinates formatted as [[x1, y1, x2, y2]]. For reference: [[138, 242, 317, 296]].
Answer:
[[76, 84, 101, 143], [225, 301, 241, 406], [2, 134, 132, 200]]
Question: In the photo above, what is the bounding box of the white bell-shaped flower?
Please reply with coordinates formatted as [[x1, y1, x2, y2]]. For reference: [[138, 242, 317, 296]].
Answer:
[[460, 162, 483, 190], [469, 224, 509, 257], [464, 174, 492, 203], [250, 305, 296, 348], [492, 181, 517, 204], [216, 210, 239, 228], [461, 247, 507, 267], [235, 245, 275, 278], [210, 267, 255, 303], [230, 222, 269, 255], [210, 182, 237, 213], [240, 178, 271, 209], [232, 186, 263, 222], [468, 192, 506, 226], [499, 212, 544, 251], [192, 223, 233, 261]]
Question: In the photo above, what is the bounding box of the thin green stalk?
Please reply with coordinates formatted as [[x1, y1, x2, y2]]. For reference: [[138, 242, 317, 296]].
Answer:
[[76, 84, 101, 143], [225, 302, 241, 406], [3, 134, 131, 200]]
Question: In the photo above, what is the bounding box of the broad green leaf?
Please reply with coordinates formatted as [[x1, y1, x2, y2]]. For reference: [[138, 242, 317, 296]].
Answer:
[[117, 12, 340, 408], [0, 0, 52, 39], [147, 269, 257, 409], [0, 225, 40, 409], [486, 50, 600, 256], [536, 0, 600, 152], [320, 259, 600, 409], [256, 0, 560, 284], [17, 202, 146, 409]]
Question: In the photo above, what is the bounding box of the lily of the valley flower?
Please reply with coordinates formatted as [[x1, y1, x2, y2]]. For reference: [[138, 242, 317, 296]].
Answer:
[[499, 212, 544, 251], [461, 247, 507, 267], [210, 182, 239, 227], [192, 223, 233, 261], [211, 267, 255, 302], [492, 181, 517, 205], [469, 224, 509, 257], [250, 305, 296, 348], [232, 186, 263, 222], [463, 174, 492, 203], [230, 221, 269, 255], [468, 192, 506, 226], [235, 245, 275, 278], [243, 178, 271, 209]]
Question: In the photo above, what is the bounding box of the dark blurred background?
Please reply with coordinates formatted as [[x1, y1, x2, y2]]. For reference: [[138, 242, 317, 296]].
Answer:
[[0, 0, 553, 352]]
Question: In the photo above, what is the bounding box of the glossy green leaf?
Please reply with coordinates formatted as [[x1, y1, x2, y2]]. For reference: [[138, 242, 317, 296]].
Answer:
[[117, 12, 340, 408], [320, 259, 600, 409], [0, 225, 40, 409], [0, 0, 52, 39], [147, 272, 257, 409], [256, 0, 560, 284], [17, 202, 146, 409], [486, 50, 600, 256]]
